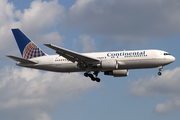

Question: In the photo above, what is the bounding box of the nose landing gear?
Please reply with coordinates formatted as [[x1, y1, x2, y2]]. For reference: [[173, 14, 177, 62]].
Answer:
[[158, 71, 162, 76], [158, 66, 163, 76]]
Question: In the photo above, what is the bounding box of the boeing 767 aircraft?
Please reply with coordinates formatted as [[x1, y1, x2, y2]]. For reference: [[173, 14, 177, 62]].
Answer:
[[7, 29, 175, 82]]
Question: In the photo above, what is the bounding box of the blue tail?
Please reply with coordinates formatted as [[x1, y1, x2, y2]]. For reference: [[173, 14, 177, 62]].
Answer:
[[12, 29, 46, 59]]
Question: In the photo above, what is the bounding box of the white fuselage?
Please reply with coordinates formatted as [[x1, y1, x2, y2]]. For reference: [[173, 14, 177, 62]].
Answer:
[[17, 49, 175, 73]]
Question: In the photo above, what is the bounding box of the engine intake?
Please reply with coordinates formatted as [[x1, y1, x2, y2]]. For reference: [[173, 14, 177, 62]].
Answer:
[[104, 69, 128, 77]]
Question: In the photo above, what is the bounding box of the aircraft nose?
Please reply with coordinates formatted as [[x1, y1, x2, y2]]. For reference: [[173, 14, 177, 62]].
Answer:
[[168, 56, 175, 63], [172, 56, 175, 62], [165, 55, 175, 65]]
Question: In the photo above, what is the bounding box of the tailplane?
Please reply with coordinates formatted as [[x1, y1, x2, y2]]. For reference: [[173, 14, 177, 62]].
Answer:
[[6, 55, 37, 64], [12, 29, 46, 59]]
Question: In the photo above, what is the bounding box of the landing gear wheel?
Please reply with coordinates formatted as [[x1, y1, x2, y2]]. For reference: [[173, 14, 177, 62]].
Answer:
[[158, 72, 162, 76], [88, 74, 95, 81], [91, 77, 96, 81], [158, 66, 163, 76], [84, 72, 101, 82], [88, 74, 94, 78], [84, 73, 89, 77], [95, 78, 101, 82]]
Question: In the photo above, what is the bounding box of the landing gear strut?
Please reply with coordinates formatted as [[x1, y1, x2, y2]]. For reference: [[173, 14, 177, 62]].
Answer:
[[158, 66, 163, 76], [84, 72, 101, 82]]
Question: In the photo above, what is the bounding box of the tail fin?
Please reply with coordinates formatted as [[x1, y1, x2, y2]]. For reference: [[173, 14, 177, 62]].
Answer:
[[12, 29, 46, 59]]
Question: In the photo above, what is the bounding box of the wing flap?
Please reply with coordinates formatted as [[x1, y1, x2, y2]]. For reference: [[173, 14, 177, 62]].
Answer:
[[44, 44, 100, 64], [7, 55, 37, 64]]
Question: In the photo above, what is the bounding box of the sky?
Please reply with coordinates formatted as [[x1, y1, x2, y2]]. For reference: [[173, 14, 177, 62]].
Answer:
[[0, 0, 180, 120]]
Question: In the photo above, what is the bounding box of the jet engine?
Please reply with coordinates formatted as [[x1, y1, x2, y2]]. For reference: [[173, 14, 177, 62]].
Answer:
[[104, 69, 128, 77], [100, 60, 118, 70]]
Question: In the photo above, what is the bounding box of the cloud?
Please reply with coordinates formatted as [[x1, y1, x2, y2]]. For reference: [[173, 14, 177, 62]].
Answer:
[[0, 66, 99, 120], [129, 67, 180, 114], [0, 0, 16, 55], [155, 98, 180, 114], [73, 34, 97, 52], [0, 0, 65, 59], [40, 31, 64, 45], [67, 0, 180, 41], [17, 0, 65, 34], [80, 34, 97, 52]]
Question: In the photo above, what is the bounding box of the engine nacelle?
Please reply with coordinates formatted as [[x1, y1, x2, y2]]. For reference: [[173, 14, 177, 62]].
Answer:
[[104, 69, 128, 77], [101, 60, 118, 70]]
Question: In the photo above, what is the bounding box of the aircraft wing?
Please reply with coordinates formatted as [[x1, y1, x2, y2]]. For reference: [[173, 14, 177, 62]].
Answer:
[[7, 55, 37, 64], [44, 44, 100, 65]]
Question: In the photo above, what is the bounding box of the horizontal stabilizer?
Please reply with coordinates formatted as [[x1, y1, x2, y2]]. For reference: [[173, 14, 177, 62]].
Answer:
[[6, 55, 37, 64]]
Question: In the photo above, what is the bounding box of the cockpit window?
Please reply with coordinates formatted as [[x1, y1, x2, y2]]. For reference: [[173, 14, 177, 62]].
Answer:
[[164, 53, 171, 55]]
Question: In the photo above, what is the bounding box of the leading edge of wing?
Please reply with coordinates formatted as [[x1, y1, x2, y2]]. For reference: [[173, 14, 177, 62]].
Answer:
[[44, 44, 100, 64]]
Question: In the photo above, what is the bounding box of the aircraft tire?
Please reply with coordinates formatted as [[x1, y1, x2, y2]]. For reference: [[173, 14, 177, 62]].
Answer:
[[84, 73, 89, 77], [88, 74, 95, 81], [96, 78, 101, 82], [88, 74, 93, 78], [158, 72, 162, 76], [91, 77, 96, 81]]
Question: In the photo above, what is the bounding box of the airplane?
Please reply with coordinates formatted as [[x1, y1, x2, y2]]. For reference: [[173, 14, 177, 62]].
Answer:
[[7, 29, 175, 82]]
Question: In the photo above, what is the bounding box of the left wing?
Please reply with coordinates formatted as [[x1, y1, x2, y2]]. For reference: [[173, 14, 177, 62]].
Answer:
[[44, 44, 100, 66]]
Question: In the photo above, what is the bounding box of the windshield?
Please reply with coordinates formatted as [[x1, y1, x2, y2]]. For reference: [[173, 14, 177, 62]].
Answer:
[[164, 53, 171, 55]]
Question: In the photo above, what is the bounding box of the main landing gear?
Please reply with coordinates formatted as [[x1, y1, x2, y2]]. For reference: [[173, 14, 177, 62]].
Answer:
[[158, 66, 163, 76], [84, 72, 101, 82]]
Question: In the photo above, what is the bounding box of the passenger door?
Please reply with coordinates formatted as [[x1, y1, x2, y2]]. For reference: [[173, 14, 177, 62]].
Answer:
[[152, 52, 156, 59]]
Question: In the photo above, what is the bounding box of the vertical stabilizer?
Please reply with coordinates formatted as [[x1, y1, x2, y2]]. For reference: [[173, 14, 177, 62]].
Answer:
[[12, 29, 46, 59]]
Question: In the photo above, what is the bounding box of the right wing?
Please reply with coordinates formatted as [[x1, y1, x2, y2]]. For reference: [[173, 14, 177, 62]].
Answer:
[[7, 55, 37, 64]]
